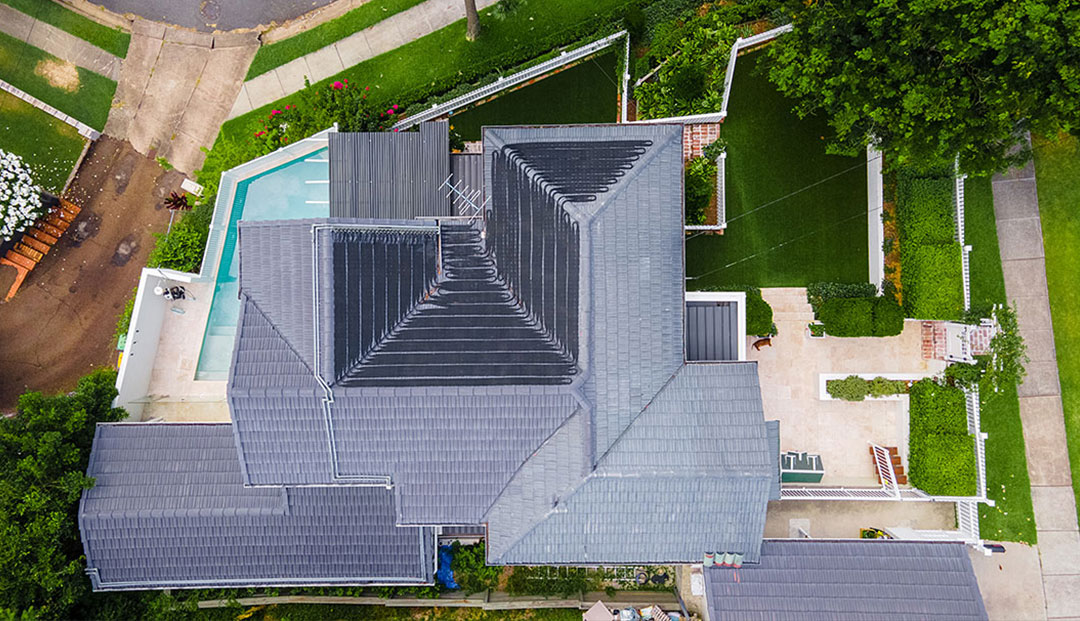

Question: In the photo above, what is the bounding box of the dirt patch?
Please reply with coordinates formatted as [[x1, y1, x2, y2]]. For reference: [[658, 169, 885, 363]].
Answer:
[[34, 59, 80, 93], [0, 137, 175, 411]]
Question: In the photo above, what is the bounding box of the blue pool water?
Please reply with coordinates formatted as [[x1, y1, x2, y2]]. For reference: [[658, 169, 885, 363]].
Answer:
[[194, 148, 329, 380]]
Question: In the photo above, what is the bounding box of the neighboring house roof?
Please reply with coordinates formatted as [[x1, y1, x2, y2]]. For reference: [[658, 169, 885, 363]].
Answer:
[[226, 123, 780, 564], [79, 424, 434, 591], [704, 540, 988, 621], [329, 121, 450, 219]]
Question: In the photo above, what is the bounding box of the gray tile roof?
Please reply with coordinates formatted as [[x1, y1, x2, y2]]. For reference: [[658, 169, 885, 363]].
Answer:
[[704, 540, 988, 620], [488, 363, 775, 564], [80, 423, 434, 591], [329, 122, 450, 219], [224, 123, 778, 566], [449, 153, 484, 214]]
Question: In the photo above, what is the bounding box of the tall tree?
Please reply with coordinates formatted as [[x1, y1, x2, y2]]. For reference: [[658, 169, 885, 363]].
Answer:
[[465, 0, 481, 41], [0, 370, 126, 619], [766, 0, 1080, 175]]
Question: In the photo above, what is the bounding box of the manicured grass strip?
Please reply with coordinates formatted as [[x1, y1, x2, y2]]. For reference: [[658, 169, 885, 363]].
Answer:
[[222, 0, 635, 144], [0, 0, 129, 57], [963, 172, 1037, 543], [0, 90, 85, 192], [0, 29, 115, 130], [449, 52, 619, 141], [1034, 133, 1080, 526], [246, 0, 425, 80], [685, 51, 868, 288]]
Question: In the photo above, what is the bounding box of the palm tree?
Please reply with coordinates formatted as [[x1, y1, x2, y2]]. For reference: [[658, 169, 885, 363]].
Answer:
[[464, 0, 480, 41]]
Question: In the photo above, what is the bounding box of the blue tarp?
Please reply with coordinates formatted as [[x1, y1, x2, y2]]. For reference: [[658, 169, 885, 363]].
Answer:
[[436, 545, 459, 590]]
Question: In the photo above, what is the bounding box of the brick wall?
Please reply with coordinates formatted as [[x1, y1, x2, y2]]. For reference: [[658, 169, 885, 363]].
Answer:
[[683, 123, 722, 160]]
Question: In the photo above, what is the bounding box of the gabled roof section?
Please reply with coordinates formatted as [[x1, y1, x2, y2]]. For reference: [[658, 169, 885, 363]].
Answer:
[[329, 122, 450, 219], [488, 363, 776, 565], [80, 424, 435, 591], [704, 540, 988, 620]]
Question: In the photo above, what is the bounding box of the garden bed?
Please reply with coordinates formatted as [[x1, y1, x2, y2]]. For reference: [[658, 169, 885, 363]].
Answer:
[[0, 90, 86, 193], [818, 372, 934, 401], [684, 51, 868, 287]]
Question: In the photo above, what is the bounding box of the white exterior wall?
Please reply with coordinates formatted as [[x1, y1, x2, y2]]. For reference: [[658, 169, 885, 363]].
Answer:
[[113, 269, 169, 417]]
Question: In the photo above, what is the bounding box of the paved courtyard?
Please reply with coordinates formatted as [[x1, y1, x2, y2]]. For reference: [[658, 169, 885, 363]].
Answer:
[[750, 287, 945, 486]]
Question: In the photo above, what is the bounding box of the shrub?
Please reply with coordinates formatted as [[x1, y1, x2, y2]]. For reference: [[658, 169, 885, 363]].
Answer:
[[909, 433, 978, 496], [896, 175, 956, 246], [828, 375, 869, 401], [806, 281, 878, 316], [985, 304, 1029, 394], [901, 243, 964, 319], [907, 379, 976, 496], [684, 156, 715, 225], [505, 567, 605, 598], [0, 149, 44, 241], [945, 361, 984, 389], [114, 287, 138, 344], [146, 201, 213, 273], [868, 376, 907, 398], [819, 297, 874, 336], [871, 296, 905, 336], [450, 542, 501, 595]]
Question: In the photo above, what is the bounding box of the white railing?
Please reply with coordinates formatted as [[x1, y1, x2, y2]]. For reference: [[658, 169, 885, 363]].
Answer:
[[965, 387, 989, 500], [955, 157, 971, 311], [620, 32, 631, 123], [0, 78, 100, 140], [870, 443, 901, 497], [957, 500, 980, 541], [716, 152, 726, 227], [392, 31, 627, 131], [780, 487, 931, 501]]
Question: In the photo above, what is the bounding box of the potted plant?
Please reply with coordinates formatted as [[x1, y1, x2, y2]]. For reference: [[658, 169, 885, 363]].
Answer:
[[807, 323, 826, 339]]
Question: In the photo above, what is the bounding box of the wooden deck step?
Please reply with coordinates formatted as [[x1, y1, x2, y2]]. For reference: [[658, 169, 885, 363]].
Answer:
[[20, 236, 50, 255], [27, 227, 58, 245], [14, 243, 43, 262], [4, 250, 36, 270], [45, 213, 70, 231], [38, 222, 64, 238]]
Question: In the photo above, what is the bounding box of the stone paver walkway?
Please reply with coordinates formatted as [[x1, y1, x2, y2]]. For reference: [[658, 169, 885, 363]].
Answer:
[[229, 0, 500, 119], [0, 3, 122, 79], [992, 150, 1080, 620], [106, 20, 257, 174]]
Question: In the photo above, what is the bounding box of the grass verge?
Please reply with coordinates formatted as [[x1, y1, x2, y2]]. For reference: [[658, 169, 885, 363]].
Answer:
[[0, 0, 129, 57], [449, 52, 619, 140], [0, 89, 86, 192], [246, 0, 425, 80], [1033, 132, 1080, 526], [0, 30, 116, 130], [222, 0, 637, 145], [964, 173, 1037, 543], [684, 51, 868, 288]]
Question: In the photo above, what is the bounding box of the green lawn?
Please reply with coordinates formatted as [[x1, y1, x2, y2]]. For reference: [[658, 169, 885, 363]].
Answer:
[[964, 174, 1038, 543], [685, 51, 868, 288], [221, 0, 635, 145], [0, 30, 116, 130], [1034, 133, 1080, 526], [0, 0, 129, 57], [0, 89, 86, 193], [449, 52, 619, 141], [246, 0, 425, 80]]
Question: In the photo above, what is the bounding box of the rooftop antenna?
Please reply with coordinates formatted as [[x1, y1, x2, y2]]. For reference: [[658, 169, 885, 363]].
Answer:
[[440, 175, 489, 234]]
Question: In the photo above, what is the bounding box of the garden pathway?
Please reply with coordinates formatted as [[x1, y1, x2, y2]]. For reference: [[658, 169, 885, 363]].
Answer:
[[105, 19, 258, 174], [0, 3, 122, 79], [229, 0, 500, 119], [992, 149, 1080, 620]]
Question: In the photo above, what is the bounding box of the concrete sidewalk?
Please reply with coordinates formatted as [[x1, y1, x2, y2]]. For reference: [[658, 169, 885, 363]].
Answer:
[[992, 150, 1080, 620], [229, 0, 499, 119], [0, 3, 122, 80]]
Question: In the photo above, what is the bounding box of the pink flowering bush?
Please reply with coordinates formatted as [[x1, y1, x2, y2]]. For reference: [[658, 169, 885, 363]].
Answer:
[[254, 79, 396, 150]]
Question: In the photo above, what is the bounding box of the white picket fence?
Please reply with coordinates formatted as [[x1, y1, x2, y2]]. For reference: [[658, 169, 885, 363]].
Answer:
[[955, 157, 971, 311]]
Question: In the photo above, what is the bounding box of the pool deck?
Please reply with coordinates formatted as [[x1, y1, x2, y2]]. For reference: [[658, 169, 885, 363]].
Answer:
[[139, 280, 229, 422]]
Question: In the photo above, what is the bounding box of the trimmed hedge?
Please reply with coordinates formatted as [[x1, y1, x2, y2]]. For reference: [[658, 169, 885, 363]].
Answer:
[[907, 380, 977, 496], [901, 243, 964, 319], [685, 156, 715, 225], [819, 296, 904, 337], [827, 375, 908, 401], [896, 176, 955, 246], [806, 281, 877, 316]]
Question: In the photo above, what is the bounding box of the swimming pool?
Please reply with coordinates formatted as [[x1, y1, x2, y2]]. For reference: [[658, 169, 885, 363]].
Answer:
[[194, 148, 329, 380]]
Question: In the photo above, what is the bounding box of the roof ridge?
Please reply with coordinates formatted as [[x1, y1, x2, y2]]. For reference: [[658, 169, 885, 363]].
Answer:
[[592, 363, 685, 467], [240, 294, 317, 380]]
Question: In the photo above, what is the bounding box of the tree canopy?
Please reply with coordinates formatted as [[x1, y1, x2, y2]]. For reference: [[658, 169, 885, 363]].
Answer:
[[0, 370, 125, 619], [767, 0, 1080, 175]]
